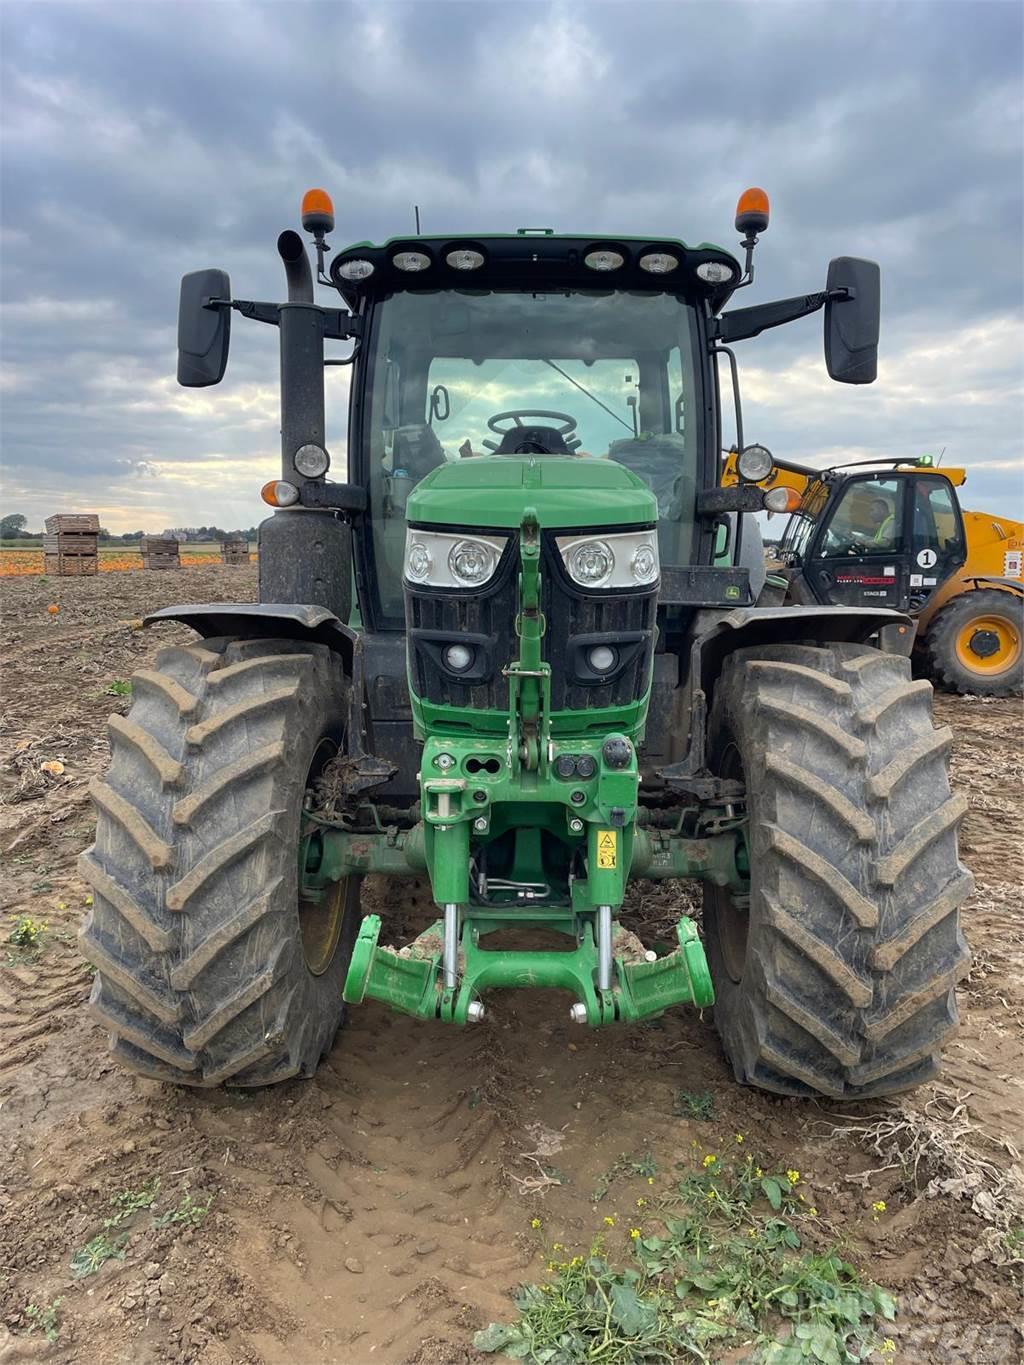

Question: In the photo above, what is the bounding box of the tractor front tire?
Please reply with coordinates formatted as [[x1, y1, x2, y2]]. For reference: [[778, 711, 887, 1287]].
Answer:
[[79, 638, 361, 1087], [922, 588, 1023, 696], [704, 643, 972, 1099]]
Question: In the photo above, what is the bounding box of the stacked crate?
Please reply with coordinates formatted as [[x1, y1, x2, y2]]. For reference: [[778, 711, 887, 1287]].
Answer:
[[220, 537, 250, 565], [44, 513, 100, 576], [140, 536, 181, 570]]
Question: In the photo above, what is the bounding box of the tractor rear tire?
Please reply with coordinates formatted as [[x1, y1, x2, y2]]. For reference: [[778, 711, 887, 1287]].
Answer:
[[79, 637, 361, 1087], [703, 642, 972, 1099], [922, 588, 1023, 696]]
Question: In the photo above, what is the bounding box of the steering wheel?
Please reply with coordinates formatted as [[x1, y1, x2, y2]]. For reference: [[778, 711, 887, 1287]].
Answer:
[[483, 409, 581, 453]]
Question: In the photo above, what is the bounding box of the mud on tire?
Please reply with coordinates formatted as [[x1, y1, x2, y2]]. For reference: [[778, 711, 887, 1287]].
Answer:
[[79, 637, 361, 1087], [704, 642, 972, 1099]]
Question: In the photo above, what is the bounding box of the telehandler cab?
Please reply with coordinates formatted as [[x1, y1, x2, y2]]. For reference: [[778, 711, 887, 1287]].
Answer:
[[80, 188, 971, 1100]]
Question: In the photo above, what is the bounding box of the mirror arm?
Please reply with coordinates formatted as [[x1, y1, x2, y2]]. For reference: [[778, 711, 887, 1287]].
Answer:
[[209, 298, 363, 340], [713, 289, 851, 344]]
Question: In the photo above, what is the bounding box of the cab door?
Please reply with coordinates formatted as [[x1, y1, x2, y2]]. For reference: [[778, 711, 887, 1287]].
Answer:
[[803, 476, 909, 609], [907, 475, 967, 612]]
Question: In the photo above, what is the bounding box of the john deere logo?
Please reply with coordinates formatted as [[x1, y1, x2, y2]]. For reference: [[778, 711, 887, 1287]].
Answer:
[[725, 585, 741, 599]]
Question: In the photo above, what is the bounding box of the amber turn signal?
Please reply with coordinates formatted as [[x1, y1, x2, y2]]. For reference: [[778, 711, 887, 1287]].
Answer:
[[261, 479, 299, 508], [301, 188, 335, 236], [735, 187, 770, 236]]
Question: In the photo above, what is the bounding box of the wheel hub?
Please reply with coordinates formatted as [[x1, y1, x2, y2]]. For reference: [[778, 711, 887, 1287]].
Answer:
[[968, 628, 1000, 659]]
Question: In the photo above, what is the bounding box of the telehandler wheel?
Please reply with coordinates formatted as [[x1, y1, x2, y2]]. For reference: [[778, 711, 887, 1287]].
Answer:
[[922, 588, 1023, 696], [703, 642, 972, 1100], [79, 638, 362, 1087]]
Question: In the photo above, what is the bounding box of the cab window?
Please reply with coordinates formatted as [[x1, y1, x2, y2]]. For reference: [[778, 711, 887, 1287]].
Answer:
[[912, 478, 960, 554], [819, 478, 905, 558]]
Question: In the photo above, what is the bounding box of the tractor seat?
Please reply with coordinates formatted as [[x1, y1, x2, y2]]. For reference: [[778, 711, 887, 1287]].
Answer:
[[495, 425, 572, 456]]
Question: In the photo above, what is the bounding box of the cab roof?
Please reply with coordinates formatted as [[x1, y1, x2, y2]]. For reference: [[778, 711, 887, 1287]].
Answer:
[[329, 231, 742, 311]]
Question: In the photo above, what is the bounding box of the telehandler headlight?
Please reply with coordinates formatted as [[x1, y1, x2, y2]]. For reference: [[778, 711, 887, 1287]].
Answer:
[[558, 530, 659, 590], [337, 258, 375, 281], [293, 443, 330, 478], [736, 444, 774, 483]]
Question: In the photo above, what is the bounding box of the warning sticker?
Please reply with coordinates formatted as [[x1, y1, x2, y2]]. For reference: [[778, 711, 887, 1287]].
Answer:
[[596, 829, 618, 869], [1004, 549, 1023, 577]]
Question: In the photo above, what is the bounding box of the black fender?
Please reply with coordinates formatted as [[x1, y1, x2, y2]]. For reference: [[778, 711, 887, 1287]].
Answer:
[[964, 576, 1024, 596], [143, 601, 357, 672], [658, 604, 911, 796]]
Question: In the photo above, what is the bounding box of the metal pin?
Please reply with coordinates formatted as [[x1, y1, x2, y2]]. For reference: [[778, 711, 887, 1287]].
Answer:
[[443, 903, 459, 990], [597, 904, 612, 992]]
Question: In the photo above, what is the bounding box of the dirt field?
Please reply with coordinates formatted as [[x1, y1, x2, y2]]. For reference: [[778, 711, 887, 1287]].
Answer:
[[1, 567, 1021, 1364]]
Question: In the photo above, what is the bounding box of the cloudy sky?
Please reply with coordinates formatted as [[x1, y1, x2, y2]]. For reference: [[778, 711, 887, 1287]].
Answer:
[[2, 0, 1022, 532]]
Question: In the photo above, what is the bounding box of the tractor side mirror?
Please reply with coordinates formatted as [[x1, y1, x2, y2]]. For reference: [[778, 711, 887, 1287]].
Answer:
[[177, 269, 231, 387], [824, 257, 879, 385]]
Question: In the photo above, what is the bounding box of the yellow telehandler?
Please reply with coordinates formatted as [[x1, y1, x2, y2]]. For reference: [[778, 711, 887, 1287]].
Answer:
[[722, 452, 1023, 694]]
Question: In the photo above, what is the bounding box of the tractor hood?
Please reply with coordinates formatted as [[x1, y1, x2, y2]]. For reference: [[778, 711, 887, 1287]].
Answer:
[[406, 456, 658, 530]]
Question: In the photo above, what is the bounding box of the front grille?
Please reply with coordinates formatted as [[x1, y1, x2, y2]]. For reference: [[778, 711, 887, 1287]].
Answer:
[[405, 531, 656, 711]]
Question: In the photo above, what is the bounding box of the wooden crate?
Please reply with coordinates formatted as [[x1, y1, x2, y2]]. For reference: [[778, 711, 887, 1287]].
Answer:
[[45, 513, 100, 534], [220, 539, 250, 564], [140, 536, 181, 570], [44, 552, 98, 577]]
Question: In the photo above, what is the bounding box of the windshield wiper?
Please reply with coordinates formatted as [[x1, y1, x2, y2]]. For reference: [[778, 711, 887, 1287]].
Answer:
[[543, 360, 634, 434]]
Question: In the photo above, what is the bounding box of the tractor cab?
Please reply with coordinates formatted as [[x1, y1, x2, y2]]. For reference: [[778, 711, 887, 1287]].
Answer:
[[776, 461, 968, 614]]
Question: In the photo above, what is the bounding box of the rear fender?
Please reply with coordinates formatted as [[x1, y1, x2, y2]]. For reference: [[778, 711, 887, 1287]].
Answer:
[[143, 602, 357, 672]]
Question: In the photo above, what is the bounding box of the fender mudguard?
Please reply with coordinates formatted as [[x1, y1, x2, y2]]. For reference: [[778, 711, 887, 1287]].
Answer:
[[143, 601, 358, 670]]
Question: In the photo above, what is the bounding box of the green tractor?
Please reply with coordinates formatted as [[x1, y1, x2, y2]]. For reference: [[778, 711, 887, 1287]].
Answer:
[[80, 188, 971, 1099]]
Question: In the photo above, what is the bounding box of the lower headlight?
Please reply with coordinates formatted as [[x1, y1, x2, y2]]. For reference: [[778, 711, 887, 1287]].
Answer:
[[444, 644, 474, 672], [557, 530, 660, 590], [404, 529, 506, 588], [588, 645, 617, 672]]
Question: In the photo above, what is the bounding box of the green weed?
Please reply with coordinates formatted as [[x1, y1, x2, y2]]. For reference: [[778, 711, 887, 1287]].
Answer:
[[593, 1152, 658, 1204], [8, 915, 47, 949], [478, 1153, 896, 1364], [152, 1191, 212, 1228], [105, 679, 132, 697], [70, 1233, 127, 1278], [25, 1297, 63, 1343], [102, 1177, 160, 1230], [672, 1089, 716, 1121]]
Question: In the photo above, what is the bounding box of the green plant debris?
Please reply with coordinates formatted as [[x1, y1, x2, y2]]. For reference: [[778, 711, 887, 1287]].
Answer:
[[103, 1177, 161, 1229], [672, 1089, 716, 1121], [25, 1297, 63, 1343], [105, 679, 133, 697], [478, 1153, 896, 1364], [593, 1153, 658, 1204], [70, 1233, 127, 1278], [152, 1190, 213, 1228]]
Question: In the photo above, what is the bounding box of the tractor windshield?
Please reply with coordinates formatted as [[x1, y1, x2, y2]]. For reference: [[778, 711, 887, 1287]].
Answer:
[[360, 288, 703, 624]]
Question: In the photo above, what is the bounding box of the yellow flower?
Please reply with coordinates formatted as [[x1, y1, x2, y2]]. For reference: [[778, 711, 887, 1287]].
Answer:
[[872, 1200, 886, 1213], [809, 1207, 818, 1217], [629, 1227, 641, 1240], [552, 1242, 563, 1251], [56, 902, 67, 911], [646, 1176, 654, 1185], [702, 1154, 718, 1168], [530, 1217, 542, 1229], [571, 1255, 583, 1267], [786, 1169, 800, 1184], [755, 1167, 764, 1178], [881, 1340, 896, 1355], [734, 1133, 744, 1144], [636, 1198, 646, 1208], [603, 1216, 616, 1227], [84, 895, 93, 906]]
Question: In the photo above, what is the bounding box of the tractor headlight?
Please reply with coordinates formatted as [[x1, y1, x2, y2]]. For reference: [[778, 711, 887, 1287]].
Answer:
[[293, 443, 330, 478], [736, 444, 774, 483], [449, 538, 498, 585], [404, 529, 506, 589], [557, 530, 660, 590]]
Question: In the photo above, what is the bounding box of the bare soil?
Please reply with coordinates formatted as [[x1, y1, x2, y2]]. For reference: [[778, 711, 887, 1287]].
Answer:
[[1, 568, 1021, 1364]]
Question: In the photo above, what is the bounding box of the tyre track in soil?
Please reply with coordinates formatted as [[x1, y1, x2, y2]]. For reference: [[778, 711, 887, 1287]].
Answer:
[[2, 569, 1022, 1365]]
